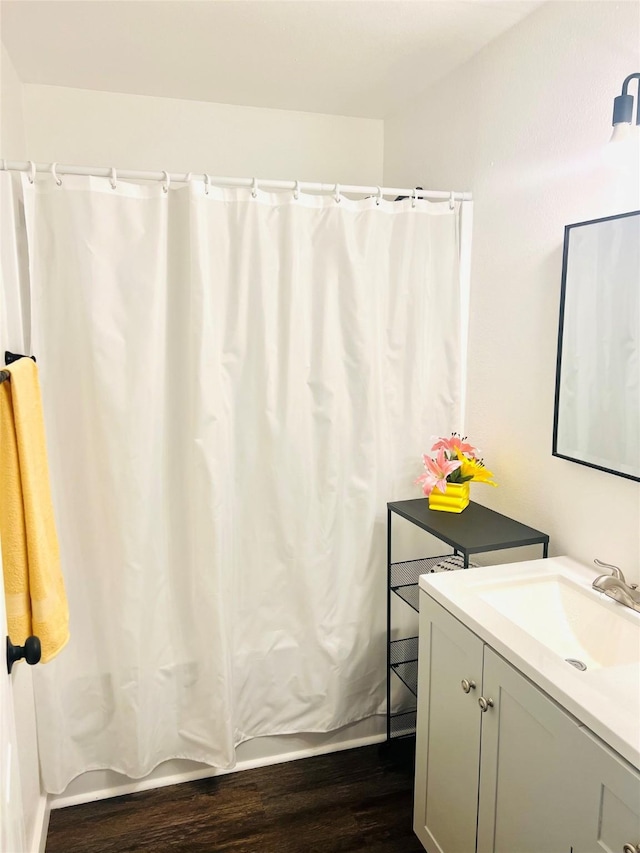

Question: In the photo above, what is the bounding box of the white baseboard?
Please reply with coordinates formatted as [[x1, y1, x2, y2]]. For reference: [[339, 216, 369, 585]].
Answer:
[[51, 718, 387, 810]]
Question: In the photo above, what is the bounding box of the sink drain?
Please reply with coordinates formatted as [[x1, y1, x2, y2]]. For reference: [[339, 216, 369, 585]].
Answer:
[[566, 658, 587, 671]]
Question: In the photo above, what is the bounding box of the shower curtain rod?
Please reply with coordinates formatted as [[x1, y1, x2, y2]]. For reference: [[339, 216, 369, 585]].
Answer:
[[0, 160, 472, 202]]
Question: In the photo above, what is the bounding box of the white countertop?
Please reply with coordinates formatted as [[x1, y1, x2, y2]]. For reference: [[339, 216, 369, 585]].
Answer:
[[419, 555, 640, 770]]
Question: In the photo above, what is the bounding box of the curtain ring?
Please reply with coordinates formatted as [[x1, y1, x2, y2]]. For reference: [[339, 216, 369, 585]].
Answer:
[[109, 167, 117, 190], [293, 180, 300, 200], [375, 186, 383, 206], [251, 177, 258, 198], [203, 174, 210, 195], [162, 170, 170, 193], [334, 183, 341, 204], [51, 162, 62, 186], [449, 191, 455, 210], [28, 161, 36, 184], [411, 187, 417, 208]]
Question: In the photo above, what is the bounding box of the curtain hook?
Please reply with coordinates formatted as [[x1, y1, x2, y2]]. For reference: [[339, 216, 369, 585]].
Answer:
[[251, 177, 258, 198], [203, 174, 210, 195], [293, 180, 300, 200], [109, 167, 117, 190], [449, 191, 455, 210], [334, 183, 341, 204], [28, 161, 36, 184], [51, 162, 62, 186], [162, 170, 170, 193], [411, 187, 417, 209], [375, 186, 383, 206]]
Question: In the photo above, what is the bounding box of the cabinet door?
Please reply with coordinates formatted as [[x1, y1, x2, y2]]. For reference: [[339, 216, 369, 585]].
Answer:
[[477, 647, 575, 853], [414, 593, 484, 853], [568, 726, 640, 853]]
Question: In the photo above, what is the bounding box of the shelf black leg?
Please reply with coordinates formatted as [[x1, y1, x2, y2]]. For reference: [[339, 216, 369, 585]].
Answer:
[[387, 507, 392, 742]]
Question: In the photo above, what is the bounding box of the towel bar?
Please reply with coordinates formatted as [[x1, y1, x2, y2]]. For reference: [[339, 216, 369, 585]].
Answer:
[[1, 352, 37, 383]]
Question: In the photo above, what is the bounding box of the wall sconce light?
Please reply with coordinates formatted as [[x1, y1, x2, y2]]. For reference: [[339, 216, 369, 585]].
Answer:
[[611, 73, 640, 142]]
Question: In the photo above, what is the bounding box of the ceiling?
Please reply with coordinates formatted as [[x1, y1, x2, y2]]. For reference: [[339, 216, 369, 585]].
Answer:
[[0, 0, 544, 119]]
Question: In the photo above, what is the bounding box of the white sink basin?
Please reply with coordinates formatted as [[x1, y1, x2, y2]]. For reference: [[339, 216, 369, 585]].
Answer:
[[476, 574, 640, 670]]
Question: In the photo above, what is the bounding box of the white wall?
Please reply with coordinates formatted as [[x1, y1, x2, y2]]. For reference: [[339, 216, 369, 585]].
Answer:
[[21, 84, 384, 185], [12, 667, 49, 852], [1, 42, 26, 158], [385, 0, 640, 581], [1, 46, 50, 851]]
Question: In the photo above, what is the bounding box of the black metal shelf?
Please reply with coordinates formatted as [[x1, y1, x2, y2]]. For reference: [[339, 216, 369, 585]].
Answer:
[[392, 660, 418, 696], [390, 635, 418, 665], [390, 636, 419, 695], [389, 708, 417, 739], [386, 498, 550, 742], [388, 498, 549, 560], [390, 555, 477, 612]]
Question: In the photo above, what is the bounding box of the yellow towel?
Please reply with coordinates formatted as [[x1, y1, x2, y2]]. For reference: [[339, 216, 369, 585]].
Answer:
[[0, 358, 69, 663]]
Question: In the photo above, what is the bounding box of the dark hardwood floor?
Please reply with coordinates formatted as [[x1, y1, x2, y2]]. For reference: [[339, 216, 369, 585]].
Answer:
[[46, 740, 423, 853]]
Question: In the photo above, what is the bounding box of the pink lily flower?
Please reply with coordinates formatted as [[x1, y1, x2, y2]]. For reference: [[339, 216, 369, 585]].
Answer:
[[431, 435, 479, 459], [415, 449, 461, 495], [415, 471, 439, 496]]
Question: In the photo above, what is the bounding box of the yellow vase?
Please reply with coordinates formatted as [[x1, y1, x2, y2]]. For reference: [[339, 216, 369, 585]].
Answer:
[[428, 481, 470, 513]]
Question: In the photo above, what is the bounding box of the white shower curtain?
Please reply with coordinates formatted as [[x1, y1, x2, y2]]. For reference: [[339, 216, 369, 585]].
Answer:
[[0, 172, 470, 794]]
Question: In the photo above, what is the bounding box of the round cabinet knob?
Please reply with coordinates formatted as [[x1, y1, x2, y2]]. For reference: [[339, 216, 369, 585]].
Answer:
[[478, 696, 494, 712], [461, 679, 476, 694]]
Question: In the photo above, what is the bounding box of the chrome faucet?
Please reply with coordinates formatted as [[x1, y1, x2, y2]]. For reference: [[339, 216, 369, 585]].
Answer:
[[592, 559, 640, 613]]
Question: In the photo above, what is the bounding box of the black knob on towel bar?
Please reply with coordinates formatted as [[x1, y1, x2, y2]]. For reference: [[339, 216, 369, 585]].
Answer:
[[4, 351, 36, 365], [6, 635, 41, 674]]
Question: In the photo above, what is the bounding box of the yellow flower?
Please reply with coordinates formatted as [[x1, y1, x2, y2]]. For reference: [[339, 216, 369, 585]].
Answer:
[[455, 450, 498, 486]]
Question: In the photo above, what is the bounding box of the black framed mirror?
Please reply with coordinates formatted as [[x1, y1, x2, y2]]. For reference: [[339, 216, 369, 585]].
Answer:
[[553, 209, 640, 481]]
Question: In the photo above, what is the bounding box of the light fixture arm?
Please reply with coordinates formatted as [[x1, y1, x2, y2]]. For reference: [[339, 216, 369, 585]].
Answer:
[[613, 72, 640, 127], [620, 72, 640, 96]]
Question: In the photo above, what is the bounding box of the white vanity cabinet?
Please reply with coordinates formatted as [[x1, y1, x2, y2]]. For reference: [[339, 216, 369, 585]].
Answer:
[[414, 590, 640, 853]]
